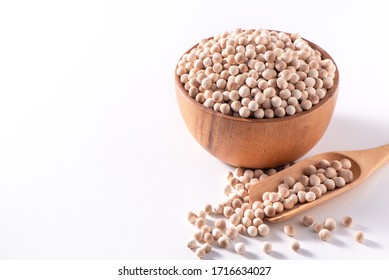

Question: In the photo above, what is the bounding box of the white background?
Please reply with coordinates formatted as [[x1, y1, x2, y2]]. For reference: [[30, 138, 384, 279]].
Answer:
[[0, 0, 388, 260]]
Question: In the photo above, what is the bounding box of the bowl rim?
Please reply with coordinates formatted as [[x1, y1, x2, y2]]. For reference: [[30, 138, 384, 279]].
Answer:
[[175, 30, 339, 124]]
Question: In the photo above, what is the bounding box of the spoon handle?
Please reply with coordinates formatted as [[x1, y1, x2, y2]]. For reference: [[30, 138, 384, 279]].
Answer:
[[341, 144, 389, 178]]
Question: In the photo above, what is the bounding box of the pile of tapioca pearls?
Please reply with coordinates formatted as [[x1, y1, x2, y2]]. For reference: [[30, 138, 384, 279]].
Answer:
[[261, 158, 354, 218], [176, 28, 336, 119], [186, 164, 290, 258], [186, 160, 363, 259]]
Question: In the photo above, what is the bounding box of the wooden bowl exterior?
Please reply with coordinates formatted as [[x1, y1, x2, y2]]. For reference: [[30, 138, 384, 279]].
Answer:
[[175, 36, 339, 168]]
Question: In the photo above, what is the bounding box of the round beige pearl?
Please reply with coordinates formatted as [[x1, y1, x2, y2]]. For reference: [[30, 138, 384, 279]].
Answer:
[[187, 239, 197, 249], [324, 218, 336, 231], [258, 224, 270, 237], [290, 240, 300, 252], [283, 198, 294, 209], [305, 191, 316, 202], [303, 215, 314, 227], [239, 106, 251, 118], [195, 248, 206, 259], [340, 158, 352, 169], [236, 224, 246, 235], [195, 217, 206, 229], [319, 228, 331, 241], [247, 225, 258, 237], [187, 212, 197, 224], [212, 228, 223, 240], [235, 242, 246, 255], [229, 213, 241, 226], [354, 231, 364, 243], [215, 219, 227, 231], [200, 243, 212, 254], [342, 216, 353, 227], [218, 235, 230, 248], [261, 242, 272, 254], [264, 205, 276, 217], [226, 227, 239, 240], [284, 224, 297, 237], [313, 223, 323, 233], [203, 232, 214, 244], [334, 177, 346, 188]]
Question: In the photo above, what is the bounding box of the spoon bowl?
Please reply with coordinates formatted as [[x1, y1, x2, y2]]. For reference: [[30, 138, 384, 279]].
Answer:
[[248, 144, 389, 222]]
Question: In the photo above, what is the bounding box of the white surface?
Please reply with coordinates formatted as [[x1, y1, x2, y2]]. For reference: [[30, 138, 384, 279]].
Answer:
[[0, 0, 388, 260]]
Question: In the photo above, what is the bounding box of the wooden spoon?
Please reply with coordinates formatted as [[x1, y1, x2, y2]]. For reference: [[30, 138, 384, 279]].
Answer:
[[248, 144, 389, 223]]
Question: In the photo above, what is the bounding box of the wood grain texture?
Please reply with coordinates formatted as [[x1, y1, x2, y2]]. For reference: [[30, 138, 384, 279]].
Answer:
[[248, 144, 389, 222], [175, 32, 339, 168]]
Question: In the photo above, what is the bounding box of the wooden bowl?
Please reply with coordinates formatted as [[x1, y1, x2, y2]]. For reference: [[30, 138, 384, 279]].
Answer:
[[175, 35, 339, 169]]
